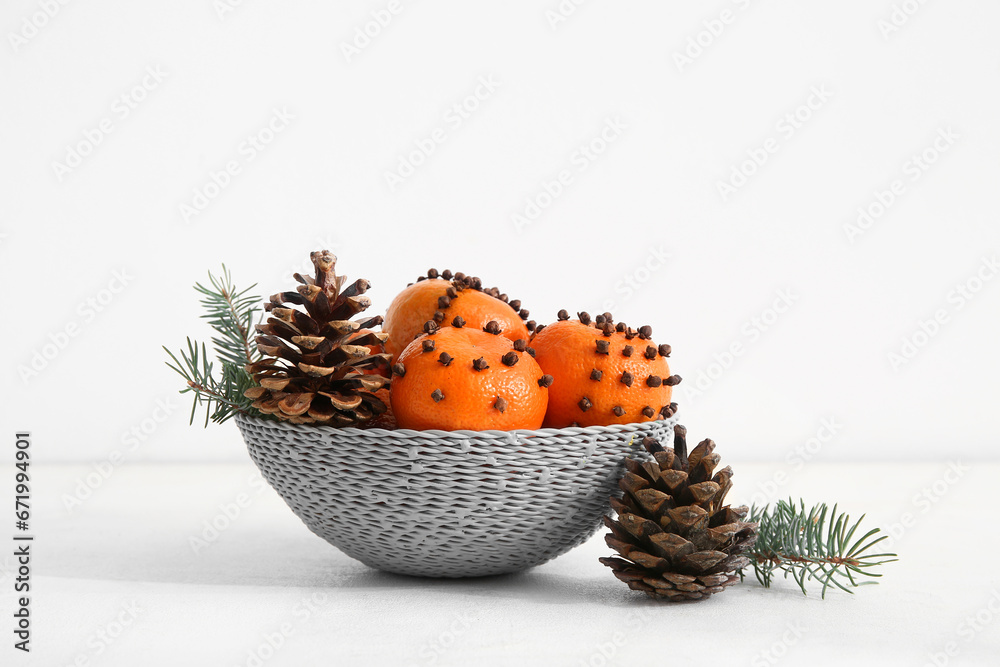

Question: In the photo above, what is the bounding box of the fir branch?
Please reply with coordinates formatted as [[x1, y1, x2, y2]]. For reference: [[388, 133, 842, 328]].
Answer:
[[193, 265, 261, 367], [163, 340, 257, 426], [741, 499, 897, 598], [164, 267, 264, 426]]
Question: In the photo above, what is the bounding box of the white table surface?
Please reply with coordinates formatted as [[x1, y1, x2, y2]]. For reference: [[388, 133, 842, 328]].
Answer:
[[5, 460, 997, 667]]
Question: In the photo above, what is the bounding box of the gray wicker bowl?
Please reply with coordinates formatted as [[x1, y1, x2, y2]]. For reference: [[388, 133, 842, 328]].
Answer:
[[235, 413, 677, 578]]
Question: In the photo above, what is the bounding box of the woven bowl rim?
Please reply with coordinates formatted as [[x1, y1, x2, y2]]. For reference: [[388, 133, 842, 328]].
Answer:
[[233, 412, 673, 441]]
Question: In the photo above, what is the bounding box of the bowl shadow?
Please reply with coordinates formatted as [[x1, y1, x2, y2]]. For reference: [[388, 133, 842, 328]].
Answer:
[[42, 519, 651, 606]]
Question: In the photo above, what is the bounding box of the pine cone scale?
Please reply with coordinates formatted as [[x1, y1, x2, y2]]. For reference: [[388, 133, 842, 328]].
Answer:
[[258, 378, 292, 391], [317, 391, 363, 410], [291, 335, 327, 351], [648, 533, 693, 560], [277, 393, 313, 416], [339, 278, 371, 299]]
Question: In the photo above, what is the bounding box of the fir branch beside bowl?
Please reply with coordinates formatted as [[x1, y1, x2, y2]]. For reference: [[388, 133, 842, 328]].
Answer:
[[163, 266, 264, 426], [741, 499, 898, 598]]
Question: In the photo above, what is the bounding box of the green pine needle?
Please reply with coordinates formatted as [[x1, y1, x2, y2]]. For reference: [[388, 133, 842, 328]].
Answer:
[[164, 266, 264, 426], [741, 498, 897, 598], [193, 265, 262, 367]]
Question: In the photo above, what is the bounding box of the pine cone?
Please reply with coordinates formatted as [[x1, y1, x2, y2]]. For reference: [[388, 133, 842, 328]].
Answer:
[[600, 425, 757, 601], [244, 251, 392, 425]]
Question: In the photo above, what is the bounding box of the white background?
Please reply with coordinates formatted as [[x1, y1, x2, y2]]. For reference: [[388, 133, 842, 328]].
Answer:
[[2, 0, 998, 464]]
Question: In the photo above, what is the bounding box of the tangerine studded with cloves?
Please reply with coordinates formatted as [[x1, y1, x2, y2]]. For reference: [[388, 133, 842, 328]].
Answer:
[[382, 269, 533, 360], [390, 324, 552, 431], [530, 312, 680, 428]]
